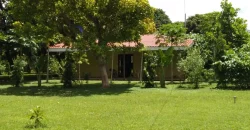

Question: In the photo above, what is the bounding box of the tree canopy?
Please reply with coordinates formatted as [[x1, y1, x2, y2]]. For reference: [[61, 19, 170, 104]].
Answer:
[[154, 8, 171, 30], [9, 0, 155, 88]]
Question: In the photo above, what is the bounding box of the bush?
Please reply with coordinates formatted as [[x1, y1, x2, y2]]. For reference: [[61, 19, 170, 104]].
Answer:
[[142, 52, 158, 88], [62, 52, 76, 88], [49, 56, 64, 78], [203, 69, 215, 84], [214, 44, 250, 89], [11, 56, 27, 87], [178, 47, 205, 88], [0, 61, 6, 75]]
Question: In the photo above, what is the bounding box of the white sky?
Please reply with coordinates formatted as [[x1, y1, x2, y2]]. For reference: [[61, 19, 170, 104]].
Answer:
[[149, 0, 250, 29]]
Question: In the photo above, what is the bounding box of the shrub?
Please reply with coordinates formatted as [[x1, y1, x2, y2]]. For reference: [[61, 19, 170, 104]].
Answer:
[[49, 56, 64, 77], [0, 61, 6, 75], [142, 52, 158, 88], [203, 69, 215, 84], [62, 52, 76, 88], [11, 56, 27, 87], [178, 47, 205, 88], [214, 43, 250, 89]]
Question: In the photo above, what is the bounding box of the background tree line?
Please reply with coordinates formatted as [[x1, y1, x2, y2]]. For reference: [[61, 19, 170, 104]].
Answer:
[[0, 0, 249, 89]]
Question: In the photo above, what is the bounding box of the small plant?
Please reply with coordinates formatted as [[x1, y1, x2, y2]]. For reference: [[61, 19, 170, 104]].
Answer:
[[28, 106, 45, 128]]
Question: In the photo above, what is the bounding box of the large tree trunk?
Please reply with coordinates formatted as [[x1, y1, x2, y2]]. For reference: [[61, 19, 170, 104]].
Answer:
[[99, 58, 110, 88], [37, 71, 42, 87]]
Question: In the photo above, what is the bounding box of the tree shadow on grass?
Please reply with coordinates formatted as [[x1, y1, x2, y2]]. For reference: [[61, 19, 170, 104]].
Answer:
[[212, 86, 250, 91], [0, 83, 137, 97], [175, 83, 213, 90]]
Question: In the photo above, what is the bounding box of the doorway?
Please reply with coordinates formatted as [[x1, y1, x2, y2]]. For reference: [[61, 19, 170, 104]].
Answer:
[[118, 54, 133, 78]]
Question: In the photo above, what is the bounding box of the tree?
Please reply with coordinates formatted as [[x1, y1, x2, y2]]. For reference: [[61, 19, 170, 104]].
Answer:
[[186, 14, 203, 34], [219, 0, 249, 48], [10, 0, 155, 88], [154, 8, 171, 30], [178, 47, 205, 88], [186, 12, 220, 34], [158, 23, 186, 84], [68, 0, 155, 88], [214, 0, 249, 87], [156, 48, 173, 88], [159, 23, 186, 45], [8, 0, 66, 87], [0, 0, 23, 68]]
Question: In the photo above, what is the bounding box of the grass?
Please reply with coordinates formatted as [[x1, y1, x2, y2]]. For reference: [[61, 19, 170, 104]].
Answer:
[[0, 80, 250, 129]]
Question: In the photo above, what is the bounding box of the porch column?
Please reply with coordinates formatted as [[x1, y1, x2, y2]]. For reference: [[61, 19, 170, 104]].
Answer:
[[110, 51, 114, 83], [171, 57, 173, 83], [140, 52, 144, 82], [123, 52, 126, 80], [46, 50, 50, 83]]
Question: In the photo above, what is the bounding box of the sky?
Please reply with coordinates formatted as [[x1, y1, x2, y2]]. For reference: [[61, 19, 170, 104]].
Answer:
[[148, 0, 250, 29]]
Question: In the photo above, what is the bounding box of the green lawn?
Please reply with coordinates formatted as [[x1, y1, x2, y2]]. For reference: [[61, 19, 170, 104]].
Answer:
[[0, 80, 250, 130]]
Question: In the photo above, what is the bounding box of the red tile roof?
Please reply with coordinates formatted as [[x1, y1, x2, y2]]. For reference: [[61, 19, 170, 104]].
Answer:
[[49, 34, 193, 49], [116, 34, 193, 47], [49, 43, 69, 48]]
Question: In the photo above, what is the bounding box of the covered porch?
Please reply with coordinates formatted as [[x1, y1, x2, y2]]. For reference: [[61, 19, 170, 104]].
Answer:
[[46, 35, 193, 82]]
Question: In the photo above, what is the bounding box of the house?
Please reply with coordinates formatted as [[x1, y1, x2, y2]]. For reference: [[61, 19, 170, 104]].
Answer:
[[48, 34, 194, 81]]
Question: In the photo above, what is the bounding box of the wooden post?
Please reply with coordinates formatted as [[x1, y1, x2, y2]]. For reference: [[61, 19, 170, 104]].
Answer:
[[140, 52, 144, 82], [171, 57, 173, 83], [111, 51, 114, 83], [123, 52, 126, 80], [46, 50, 49, 83]]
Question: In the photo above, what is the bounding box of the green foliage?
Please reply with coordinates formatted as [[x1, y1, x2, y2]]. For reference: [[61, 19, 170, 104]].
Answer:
[[49, 56, 62, 76], [203, 69, 215, 84], [178, 47, 205, 88], [28, 106, 45, 128], [219, 0, 249, 48], [156, 48, 174, 67], [186, 14, 204, 34], [155, 48, 174, 88], [9, 0, 155, 88], [62, 52, 76, 88], [157, 23, 186, 87], [214, 43, 250, 89], [159, 23, 186, 45], [0, 60, 6, 75], [154, 8, 171, 30], [142, 52, 157, 88], [187, 1, 250, 89], [211, 0, 250, 87], [11, 56, 27, 87]]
